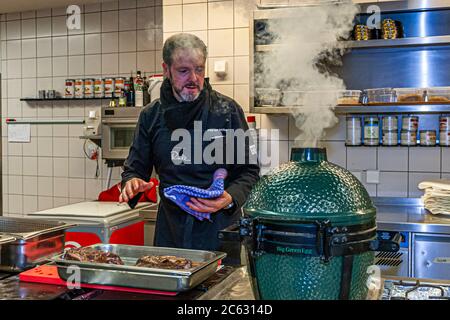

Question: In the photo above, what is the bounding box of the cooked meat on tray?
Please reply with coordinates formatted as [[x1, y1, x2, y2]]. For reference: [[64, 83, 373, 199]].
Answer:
[[135, 255, 193, 270], [64, 247, 124, 265]]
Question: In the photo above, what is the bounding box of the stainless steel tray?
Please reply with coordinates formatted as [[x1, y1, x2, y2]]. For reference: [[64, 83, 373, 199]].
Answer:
[[0, 216, 75, 240], [0, 217, 75, 272], [51, 244, 227, 292]]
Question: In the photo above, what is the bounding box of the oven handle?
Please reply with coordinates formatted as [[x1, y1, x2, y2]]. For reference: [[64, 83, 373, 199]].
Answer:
[[102, 119, 138, 124]]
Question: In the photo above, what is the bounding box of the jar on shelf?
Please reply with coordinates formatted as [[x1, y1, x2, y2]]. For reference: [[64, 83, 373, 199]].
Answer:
[[346, 116, 362, 146], [364, 115, 379, 146]]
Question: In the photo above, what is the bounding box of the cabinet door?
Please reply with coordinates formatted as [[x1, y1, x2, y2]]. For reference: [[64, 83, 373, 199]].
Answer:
[[413, 234, 450, 280]]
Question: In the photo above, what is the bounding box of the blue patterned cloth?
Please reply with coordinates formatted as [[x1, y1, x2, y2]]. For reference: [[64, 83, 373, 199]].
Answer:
[[163, 169, 228, 221]]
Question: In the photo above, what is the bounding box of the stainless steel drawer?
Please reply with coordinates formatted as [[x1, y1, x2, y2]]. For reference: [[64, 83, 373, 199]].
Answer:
[[413, 233, 450, 280]]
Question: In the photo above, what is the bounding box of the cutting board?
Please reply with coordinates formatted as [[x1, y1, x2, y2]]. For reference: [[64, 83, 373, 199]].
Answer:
[[29, 201, 151, 218], [19, 265, 177, 296]]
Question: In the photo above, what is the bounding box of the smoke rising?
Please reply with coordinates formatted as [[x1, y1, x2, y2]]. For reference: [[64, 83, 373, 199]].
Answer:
[[255, 1, 358, 147]]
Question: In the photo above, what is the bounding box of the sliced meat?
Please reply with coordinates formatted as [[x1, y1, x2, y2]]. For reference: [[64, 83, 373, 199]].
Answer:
[[64, 247, 124, 265], [135, 255, 193, 270]]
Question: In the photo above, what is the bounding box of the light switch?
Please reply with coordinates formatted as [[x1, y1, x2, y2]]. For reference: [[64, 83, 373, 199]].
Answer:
[[88, 110, 97, 119], [214, 60, 227, 77], [366, 170, 380, 184]]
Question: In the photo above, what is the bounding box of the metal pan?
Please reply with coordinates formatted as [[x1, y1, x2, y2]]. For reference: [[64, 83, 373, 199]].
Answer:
[[51, 244, 226, 292], [0, 217, 75, 272]]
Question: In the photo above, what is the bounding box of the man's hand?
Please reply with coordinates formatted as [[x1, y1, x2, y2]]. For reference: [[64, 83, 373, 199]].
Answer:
[[186, 191, 233, 213], [119, 178, 154, 203]]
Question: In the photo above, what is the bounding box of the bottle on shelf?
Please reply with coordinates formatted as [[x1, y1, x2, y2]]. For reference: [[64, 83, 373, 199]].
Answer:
[[118, 90, 127, 107], [143, 76, 150, 106], [126, 76, 135, 107], [134, 71, 144, 107]]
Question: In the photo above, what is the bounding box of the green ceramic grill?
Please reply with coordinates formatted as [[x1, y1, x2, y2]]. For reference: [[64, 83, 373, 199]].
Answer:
[[234, 147, 396, 300]]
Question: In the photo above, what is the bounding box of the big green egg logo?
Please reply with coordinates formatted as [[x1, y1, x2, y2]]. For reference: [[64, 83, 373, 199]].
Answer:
[[276, 246, 313, 255]]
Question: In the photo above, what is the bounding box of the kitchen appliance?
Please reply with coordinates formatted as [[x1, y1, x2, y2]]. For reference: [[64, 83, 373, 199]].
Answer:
[[0, 217, 75, 272], [50, 244, 226, 292], [221, 148, 399, 300], [28, 201, 154, 249], [101, 106, 143, 160]]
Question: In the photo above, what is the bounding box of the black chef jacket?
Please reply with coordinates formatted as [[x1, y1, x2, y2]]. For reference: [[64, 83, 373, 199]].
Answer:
[[121, 87, 260, 252]]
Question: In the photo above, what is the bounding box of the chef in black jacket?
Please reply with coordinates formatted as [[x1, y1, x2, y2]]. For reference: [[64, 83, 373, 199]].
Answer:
[[119, 33, 260, 253]]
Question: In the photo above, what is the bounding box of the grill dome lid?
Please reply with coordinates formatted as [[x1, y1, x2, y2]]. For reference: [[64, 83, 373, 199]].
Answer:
[[244, 148, 375, 225]]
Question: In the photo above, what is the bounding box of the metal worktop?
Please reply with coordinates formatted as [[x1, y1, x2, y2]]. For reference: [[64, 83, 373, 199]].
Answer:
[[374, 197, 450, 234]]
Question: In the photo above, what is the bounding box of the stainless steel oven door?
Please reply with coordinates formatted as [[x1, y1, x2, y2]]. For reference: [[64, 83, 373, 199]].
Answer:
[[102, 119, 137, 160]]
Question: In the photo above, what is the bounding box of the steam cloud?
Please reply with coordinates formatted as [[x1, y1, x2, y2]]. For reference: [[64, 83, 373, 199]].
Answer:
[[255, 1, 358, 147]]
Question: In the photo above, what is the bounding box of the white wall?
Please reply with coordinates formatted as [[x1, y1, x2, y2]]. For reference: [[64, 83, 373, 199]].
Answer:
[[1, 0, 163, 216]]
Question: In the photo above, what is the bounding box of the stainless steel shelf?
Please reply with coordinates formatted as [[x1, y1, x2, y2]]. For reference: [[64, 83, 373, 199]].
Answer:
[[255, 35, 450, 52], [250, 103, 450, 114], [347, 35, 450, 49]]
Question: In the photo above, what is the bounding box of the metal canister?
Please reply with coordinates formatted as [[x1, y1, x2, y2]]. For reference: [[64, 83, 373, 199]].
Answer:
[[382, 130, 398, 146], [47, 90, 56, 99], [364, 116, 379, 146], [400, 130, 417, 146], [84, 78, 95, 98], [345, 116, 362, 146], [440, 115, 450, 131], [420, 130, 436, 146], [104, 78, 115, 98], [402, 115, 419, 131], [440, 131, 450, 147], [382, 115, 398, 131], [94, 78, 104, 98], [114, 77, 125, 98], [74, 79, 84, 98], [65, 79, 75, 98], [38, 90, 46, 99]]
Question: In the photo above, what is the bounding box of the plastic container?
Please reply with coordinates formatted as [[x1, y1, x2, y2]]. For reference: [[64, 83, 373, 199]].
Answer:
[[255, 88, 281, 106], [346, 116, 362, 146], [426, 87, 450, 102], [382, 115, 398, 131], [364, 116, 379, 146], [420, 130, 437, 146], [394, 88, 425, 102], [337, 90, 362, 105], [382, 130, 398, 146], [440, 115, 450, 131], [440, 131, 450, 147], [401, 130, 417, 146], [365, 88, 396, 103], [402, 115, 419, 131]]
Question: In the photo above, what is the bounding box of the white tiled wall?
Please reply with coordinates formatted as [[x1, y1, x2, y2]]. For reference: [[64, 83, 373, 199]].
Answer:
[[161, 0, 450, 198], [1, 0, 163, 216]]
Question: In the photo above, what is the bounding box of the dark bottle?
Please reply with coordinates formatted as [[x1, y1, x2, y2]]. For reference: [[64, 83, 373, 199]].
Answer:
[[126, 76, 135, 107], [143, 76, 150, 106]]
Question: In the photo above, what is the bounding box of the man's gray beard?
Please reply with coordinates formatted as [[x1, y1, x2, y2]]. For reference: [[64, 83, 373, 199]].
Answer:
[[177, 89, 200, 102]]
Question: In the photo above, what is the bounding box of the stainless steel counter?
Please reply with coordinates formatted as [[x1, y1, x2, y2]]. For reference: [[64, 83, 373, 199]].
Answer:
[[374, 197, 450, 234]]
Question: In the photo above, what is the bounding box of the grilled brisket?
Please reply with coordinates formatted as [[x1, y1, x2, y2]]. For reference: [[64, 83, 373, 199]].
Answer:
[[135, 255, 193, 270], [64, 247, 124, 265]]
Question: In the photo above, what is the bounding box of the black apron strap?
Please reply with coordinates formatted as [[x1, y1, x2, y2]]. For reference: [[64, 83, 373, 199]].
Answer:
[[183, 214, 195, 248]]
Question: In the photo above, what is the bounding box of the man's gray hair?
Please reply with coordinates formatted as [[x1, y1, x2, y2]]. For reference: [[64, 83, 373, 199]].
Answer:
[[163, 33, 208, 67]]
